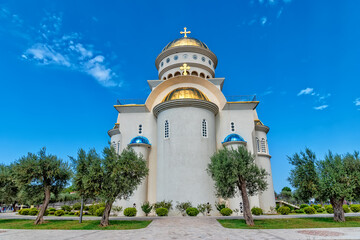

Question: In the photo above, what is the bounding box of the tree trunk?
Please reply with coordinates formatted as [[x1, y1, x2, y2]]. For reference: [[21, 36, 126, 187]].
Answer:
[[34, 186, 51, 225], [238, 180, 254, 226], [100, 201, 113, 227], [79, 197, 84, 223], [12, 202, 17, 212], [331, 198, 345, 222]]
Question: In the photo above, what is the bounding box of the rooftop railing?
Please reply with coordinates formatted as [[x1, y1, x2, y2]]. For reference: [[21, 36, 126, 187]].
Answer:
[[115, 95, 257, 105], [225, 95, 257, 102]]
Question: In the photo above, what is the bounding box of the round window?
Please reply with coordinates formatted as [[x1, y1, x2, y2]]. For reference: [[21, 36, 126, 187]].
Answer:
[[201, 56, 205, 62], [174, 55, 178, 60], [193, 55, 198, 60], [166, 58, 170, 63], [183, 54, 188, 59], [161, 62, 164, 67]]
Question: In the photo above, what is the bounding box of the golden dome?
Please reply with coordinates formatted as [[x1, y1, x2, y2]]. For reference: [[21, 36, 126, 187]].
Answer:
[[162, 87, 209, 102], [162, 37, 209, 52]]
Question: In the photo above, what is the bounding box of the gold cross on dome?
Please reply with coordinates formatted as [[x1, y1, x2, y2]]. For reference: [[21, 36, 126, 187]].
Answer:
[[180, 27, 191, 38], [180, 63, 191, 75]]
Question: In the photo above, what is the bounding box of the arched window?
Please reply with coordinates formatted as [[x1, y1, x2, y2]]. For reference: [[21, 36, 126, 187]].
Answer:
[[230, 122, 235, 132], [174, 71, 181, 76], [256, 138, 260, 152], [167, 73, 173, 79], [199, 73, 205, 78], [261, 138, 266, 153], [164, 120, 170, 139], [206, 75, 210, 79], [138, 124, 142, 135], [202, 119, 207, 138], [163, 77, 166, 80], [116, 141, 120, 154], [191, 71, 198, 76]]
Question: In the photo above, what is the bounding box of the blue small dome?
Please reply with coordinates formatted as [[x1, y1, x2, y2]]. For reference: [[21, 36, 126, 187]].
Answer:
[[222, 134, 245, 143], [129, 136, 151, 145]]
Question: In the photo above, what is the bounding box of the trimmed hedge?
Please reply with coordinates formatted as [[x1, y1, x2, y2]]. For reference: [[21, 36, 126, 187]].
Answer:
[[277, 206, 290, 215], [186, 207, 199, 217], [251, 207, 263, 216], [124, 207, 137, 217], [156, 207, 168, 217], [295, 209, 304, 213], [350, 204, 360, 213], [19, 209, 30, 215], [316, 207, 325, 213], [54, 210, 65, 216], [343, 205, 350, 213], [303, 207, 316, 214], [61, 205, 72, 212], [28, 208, 39, 216], [96, 207, 105, 216], [325, 205, 334, 213], [220, 208, 233, 216], [300, 204, 308, 209]]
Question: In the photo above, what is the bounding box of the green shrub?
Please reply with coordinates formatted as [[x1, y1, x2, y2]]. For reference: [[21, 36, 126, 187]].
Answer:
[[75, 211, 80, 216], [61, 205, 72, 212], [156, 207, 168, 217], [197, 203, 212, 216], [295, 209, 304, 213], [96, 207, 105, 216], [215, 201, 226, 212], [316, 208, 325, 213], [19, 209, 30, 215], [186, 207, 199, 216], [300, 204, 308, 209], [176, 202, 193, 216], [303, 207, 316, 214], [43, 209, 49, 216], [350, 204, 360, 213], [325, 205, 334, 213], [84, 206, 89, 211], [124, 207, 137, 217], [28, 208, 39, 216], [48, 208, 56, 211], [251, 207, 263, 216], [54, 210, 65, 216], [141, 202, 152, 216], [88, 203, 105, 215], [49, 211, 55, 215], [313, 205, 320, 210], [68, 212, 75, 215], [275, 203, 280, 211], [72, 202, 81, 210], [220, 207, 233, 216], [153, 200, 173, 210], [343, 205, 350, 213], [277, 206, 290, 215]]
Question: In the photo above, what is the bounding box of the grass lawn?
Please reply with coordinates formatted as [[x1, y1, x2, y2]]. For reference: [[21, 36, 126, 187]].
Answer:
[[0, 219, 151, 230], [218, 217, 360, 229]]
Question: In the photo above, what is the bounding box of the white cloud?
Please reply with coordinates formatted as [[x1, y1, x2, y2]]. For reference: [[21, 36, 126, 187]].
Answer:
[[20, 13, 121, 87], [297, 88, 314, 96], [354, 98, 360, 106], [314, 105, 328, 110], [260, 17, 267, 25]]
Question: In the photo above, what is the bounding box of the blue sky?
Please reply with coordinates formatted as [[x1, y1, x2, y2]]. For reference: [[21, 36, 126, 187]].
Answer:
[[0, 0, 359, 193]]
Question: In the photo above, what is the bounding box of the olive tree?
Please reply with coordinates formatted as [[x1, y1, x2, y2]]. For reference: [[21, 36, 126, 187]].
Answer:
[[99, 146, 148, 227], [12, 148, 72, 224], [207, 146, 268, 226], [70, 148, 102, 223], [288, 149, 360, 222], [0, 164, 19, 211]]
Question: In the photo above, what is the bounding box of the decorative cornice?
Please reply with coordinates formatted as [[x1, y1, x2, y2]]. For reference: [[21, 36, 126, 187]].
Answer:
[[257, 152, 272, 158], [255, 124, 270, 133], [108, 128, 120, 137], [222, 141, 247, 147], [128, 143, 151, 148], [153, 99, 219, 117]]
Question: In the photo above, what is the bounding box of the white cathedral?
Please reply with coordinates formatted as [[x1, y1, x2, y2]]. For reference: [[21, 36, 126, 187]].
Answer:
[[108, 28, 276, 216]]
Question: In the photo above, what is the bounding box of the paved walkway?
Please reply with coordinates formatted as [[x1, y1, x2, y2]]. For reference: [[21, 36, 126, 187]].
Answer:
[[0, 214, 359, 239]]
